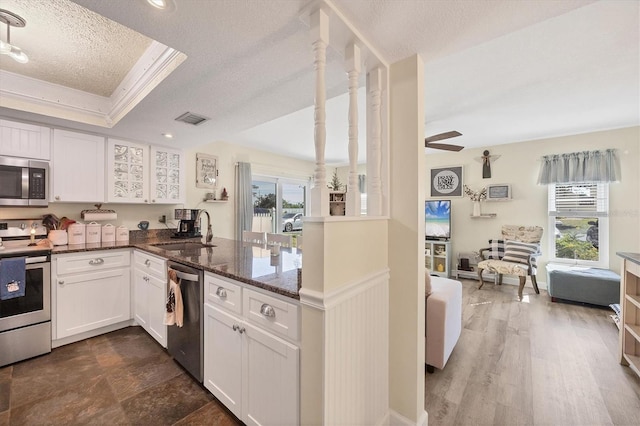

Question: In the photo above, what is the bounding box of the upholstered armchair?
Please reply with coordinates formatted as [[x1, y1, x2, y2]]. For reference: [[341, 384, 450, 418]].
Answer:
[[477, 225, 543, 299]]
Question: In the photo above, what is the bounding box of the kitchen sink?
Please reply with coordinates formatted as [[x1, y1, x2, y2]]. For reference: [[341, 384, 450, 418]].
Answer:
[[153, 242, 215, 251]]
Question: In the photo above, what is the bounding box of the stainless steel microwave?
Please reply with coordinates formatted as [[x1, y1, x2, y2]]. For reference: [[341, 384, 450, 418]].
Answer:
[[0, 156, 48, 207]]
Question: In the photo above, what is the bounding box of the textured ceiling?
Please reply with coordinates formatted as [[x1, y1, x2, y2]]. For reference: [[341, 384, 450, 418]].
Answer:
[[0, 0, 151, 97], [0, 0, 637, 164]]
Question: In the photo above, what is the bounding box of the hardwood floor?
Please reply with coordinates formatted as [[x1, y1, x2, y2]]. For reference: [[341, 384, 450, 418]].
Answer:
[[0, 327, 241, 426], [425, 279, 640, 426]]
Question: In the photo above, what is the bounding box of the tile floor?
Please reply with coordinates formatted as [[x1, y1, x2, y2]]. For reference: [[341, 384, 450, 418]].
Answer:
[[0, 327, 242, 425]]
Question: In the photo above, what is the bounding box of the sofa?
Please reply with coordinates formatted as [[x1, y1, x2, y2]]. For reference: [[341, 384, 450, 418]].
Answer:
[[425, 273, 462, 372]]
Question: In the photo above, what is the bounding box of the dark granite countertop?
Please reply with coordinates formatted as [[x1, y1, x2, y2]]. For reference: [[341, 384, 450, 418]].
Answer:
[[617, 252, 640, 266], [50, 231, 301, 300]]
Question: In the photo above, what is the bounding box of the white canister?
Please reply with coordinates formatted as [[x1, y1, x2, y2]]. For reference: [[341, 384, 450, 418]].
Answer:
[[67, 223, 86, 245], [116, 225, 129, 242], [86, 222, 101, 244], [102, 224, 116, 242], [48, 230, 68, 246]]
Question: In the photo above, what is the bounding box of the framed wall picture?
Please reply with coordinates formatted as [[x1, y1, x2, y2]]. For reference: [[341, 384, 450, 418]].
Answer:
[[430, 165, 463, 197], [196, 153, 218, 189], [486, 184, 511, 201]]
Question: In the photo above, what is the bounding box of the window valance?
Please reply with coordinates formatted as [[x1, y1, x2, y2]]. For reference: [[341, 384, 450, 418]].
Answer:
[[537, 149, 620, 184]]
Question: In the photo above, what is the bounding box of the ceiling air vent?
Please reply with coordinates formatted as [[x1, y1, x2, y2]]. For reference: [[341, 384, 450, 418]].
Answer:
[[175, 112, 210, 126]]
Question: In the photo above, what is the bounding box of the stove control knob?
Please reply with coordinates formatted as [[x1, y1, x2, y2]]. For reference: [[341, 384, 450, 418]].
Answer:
[[20, 223, 26, 230]]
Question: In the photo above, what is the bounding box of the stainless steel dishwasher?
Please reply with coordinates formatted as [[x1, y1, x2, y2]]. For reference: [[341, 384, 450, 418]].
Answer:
[[167, 260, 204, 382]]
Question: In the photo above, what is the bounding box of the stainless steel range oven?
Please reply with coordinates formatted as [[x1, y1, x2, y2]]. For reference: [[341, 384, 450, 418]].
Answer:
[[0, 219, 51, 367]]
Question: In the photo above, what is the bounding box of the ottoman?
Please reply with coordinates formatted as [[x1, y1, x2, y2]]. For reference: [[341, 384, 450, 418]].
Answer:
[[547, 265, 620, 306]]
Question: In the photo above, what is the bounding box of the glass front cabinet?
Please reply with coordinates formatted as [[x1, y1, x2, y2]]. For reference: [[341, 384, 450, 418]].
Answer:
[[106, 139, 185, 204]]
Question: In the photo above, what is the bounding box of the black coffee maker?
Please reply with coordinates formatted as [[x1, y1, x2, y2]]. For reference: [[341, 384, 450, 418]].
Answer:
[[174, 209, 201, 238]]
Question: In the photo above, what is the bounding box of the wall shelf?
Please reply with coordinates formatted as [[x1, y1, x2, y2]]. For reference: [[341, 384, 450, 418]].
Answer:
[[204, 199, 228, 203], [470, 213, 496, 218]]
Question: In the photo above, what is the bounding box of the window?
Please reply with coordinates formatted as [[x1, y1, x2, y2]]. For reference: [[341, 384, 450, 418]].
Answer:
[[252, 176, 307, 234], [548, 183, 609, 267]]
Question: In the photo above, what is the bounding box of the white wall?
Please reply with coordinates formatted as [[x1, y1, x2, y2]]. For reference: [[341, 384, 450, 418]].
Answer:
[[424, 126, 640, 276], [184, 140, 315, 239]]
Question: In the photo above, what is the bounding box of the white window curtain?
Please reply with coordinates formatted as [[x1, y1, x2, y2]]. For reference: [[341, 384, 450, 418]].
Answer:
[[235, 162, 253, 241], [537, 149, 620, 184]]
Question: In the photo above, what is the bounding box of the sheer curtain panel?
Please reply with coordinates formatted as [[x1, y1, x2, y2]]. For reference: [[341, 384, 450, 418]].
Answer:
[[235, 162, 253, 241]]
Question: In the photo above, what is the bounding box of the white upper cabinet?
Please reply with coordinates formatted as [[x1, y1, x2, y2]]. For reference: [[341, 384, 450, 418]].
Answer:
[[51, 129, 105, 203], [106, 138, 184, 204], [150, 146, 185, 204], [0, 119, 51, 160], [106, 138, 150, 203]]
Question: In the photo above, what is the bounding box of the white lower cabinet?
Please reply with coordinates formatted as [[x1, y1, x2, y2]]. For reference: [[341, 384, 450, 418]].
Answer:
[[53, 250, 131, 339], [204, 304, 243, 417], [204, 273, 299, 425], [133, 250, 167, 347]]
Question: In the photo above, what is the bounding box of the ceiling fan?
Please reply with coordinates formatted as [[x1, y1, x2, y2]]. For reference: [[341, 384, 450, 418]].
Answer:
[[425, 131, 464, 151]]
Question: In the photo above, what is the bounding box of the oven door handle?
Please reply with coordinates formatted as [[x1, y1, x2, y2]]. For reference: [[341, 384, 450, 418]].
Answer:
[[25, 256, 48, 264]]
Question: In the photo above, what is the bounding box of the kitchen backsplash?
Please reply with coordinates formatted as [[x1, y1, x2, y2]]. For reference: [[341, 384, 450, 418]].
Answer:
[[0, 203, 184, 232]]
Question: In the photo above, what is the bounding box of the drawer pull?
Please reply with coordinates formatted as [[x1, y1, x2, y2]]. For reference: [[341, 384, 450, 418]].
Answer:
[[89, 258, 104, 265], [232, 324, 239, 332], [216, 287, 227, 298], [260, 303, 276, 318], [144, 259, 151, 267], [58, 280, 64, 285], [238, 326, 246, 334]]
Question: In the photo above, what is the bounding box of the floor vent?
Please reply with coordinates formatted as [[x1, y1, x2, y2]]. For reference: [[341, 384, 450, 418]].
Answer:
[[175, 112, 210, 126]]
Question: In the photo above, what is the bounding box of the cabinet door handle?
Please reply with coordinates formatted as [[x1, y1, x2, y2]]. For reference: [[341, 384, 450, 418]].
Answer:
[[232, 324, 239, 332], [144, 259, 151, 267], [260, 303, 276, 318], [55, 195, 60, 201], [58, 280, 64, 285], [216, 287, 227, 298], [89, 258, 104, 265], [238, 327, 246, 334]]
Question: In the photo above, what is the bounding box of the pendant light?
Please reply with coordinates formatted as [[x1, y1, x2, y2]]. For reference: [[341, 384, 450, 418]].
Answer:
[[0, 9, 28, 64]]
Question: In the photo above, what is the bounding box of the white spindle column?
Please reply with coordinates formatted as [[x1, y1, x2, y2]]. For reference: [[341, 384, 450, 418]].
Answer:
[[367, 67, 383, 216], [345, 43, 361, 216], [309, 9, 329, 217]]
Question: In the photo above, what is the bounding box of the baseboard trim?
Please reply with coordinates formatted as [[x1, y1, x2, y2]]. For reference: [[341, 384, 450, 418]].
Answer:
[[388, 409, 428, 426], [52, 320, 134, 348]]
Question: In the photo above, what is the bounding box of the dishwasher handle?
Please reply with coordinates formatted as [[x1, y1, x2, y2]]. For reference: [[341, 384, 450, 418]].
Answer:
[[168, 267, 200, 282]]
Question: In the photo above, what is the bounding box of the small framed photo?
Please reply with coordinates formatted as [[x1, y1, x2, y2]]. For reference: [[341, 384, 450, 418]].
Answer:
[[196, 153, 218, 189], [430, 165, 463, 197], [486, 184, 511, 201]]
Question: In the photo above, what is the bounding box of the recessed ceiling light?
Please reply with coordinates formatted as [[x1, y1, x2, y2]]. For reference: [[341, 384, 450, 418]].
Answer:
[[145, 0, 176, 12], [147, 0, 166, 9], [162, 133, 173, 139]]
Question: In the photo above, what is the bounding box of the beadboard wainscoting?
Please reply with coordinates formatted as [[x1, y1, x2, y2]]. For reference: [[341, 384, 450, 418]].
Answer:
[[299, 269, 389, 426]]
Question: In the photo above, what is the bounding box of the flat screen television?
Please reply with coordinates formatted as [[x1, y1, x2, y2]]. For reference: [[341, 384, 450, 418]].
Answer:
[[425, 199, 451, 240]]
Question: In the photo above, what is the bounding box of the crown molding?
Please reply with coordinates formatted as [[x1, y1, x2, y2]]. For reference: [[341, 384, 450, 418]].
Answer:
[[0, 42, 186, 128]]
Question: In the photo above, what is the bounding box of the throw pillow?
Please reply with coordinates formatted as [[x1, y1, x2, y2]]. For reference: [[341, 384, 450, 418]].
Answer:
[[425, 270, 432, 296], [488, 239, 505, 259], [502, 240, 540, 265]]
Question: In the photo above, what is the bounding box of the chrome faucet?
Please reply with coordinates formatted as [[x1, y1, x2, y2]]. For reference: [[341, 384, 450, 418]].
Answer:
[[196, 209, 213, 244]]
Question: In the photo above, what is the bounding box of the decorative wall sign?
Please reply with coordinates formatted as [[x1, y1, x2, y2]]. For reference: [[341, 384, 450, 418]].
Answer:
[[196, 153, 218, 189], [430, 165, 463, 197], [486, 184, 511, 201]]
